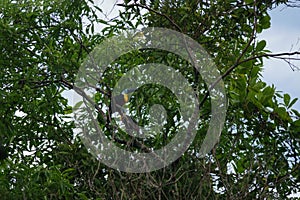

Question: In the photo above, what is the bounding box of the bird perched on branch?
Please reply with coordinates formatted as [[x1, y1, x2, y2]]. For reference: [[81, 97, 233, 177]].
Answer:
[[111, 88, 140, 133], [111, 88, 136, 114], [112, 88, 136, 108]]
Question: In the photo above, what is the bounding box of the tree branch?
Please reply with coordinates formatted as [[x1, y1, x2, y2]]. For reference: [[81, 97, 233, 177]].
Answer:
[[117, 3, 183, 32]]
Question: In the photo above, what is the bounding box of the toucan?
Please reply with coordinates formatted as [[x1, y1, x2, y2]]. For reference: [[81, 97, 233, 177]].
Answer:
[[111, 88, 136, 114], [112, 88, 136, 107], [110, 88, 140, 132]]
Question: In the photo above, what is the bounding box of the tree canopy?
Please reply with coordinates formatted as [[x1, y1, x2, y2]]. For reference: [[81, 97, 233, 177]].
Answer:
[[0, 0, 299, 199]]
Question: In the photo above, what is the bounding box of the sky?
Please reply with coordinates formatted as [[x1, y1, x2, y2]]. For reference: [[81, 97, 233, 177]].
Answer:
[[259, 4, 300, 110], [258, 4, 300, 198]]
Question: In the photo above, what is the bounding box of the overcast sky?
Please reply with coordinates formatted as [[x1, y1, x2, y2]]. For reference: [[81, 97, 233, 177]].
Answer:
[[259, 5, 300, 110], [258, 6, 300, 197]]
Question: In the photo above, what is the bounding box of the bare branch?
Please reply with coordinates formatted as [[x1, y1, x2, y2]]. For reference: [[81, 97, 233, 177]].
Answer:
[[285, 0, 300, 8]]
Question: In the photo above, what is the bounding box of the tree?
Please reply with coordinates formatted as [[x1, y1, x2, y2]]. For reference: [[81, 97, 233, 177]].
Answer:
[[0, 0, 299, 199]]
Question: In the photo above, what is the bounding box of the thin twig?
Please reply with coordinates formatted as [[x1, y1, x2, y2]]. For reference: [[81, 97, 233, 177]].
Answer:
[[117, 3, 182, 32]]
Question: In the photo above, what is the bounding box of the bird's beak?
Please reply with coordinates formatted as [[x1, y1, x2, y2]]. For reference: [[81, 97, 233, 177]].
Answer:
[[124, 93, 129, 103]]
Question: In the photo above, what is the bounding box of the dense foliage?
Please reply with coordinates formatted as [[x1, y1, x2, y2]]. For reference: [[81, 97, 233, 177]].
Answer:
[[0, 0, 299, 199]]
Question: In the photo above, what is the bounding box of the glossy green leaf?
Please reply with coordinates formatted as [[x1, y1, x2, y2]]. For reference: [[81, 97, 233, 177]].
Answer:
[[288, 97, 298, 109], [256, 40, 267, 51], [284, 93, 291, 107]]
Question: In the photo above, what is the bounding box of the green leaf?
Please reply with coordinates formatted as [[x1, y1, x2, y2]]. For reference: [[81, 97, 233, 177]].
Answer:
[[292, 119, 300, 127], [288, 97, 298, 109], [64, 106, 73, 114], [250, 66, 261, 78], [244, 0, 254, 4], [73, 101, 83, 110], [256, 40, 266, 51], [275, 107, 288, 120], [283, 93, 291, 107], [260, 14, 271, 29], [77, 193, 89, 200], [292, 109, 300, 117]]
